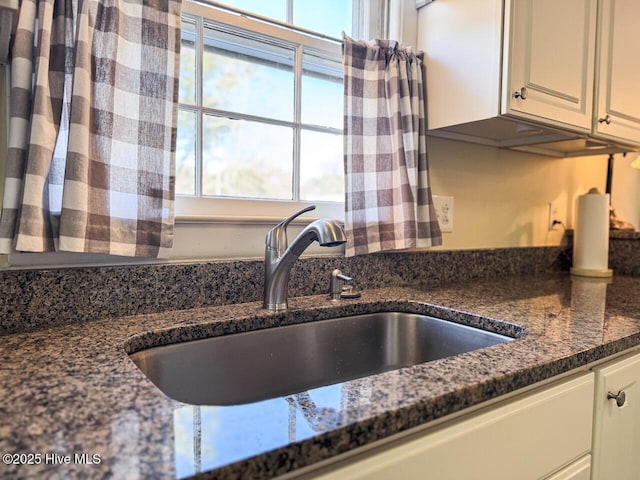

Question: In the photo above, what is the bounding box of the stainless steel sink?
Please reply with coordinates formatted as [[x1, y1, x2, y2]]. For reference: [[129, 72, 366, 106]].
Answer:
[[130, 312, 514, 406]]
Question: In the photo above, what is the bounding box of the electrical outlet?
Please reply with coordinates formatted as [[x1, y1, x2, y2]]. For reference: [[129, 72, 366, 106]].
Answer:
[[433, 195, 454, 233], [548, 201, 561, 231]]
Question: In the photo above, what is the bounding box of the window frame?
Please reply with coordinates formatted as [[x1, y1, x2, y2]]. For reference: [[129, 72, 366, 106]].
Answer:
[[176, 0, 353, 222]]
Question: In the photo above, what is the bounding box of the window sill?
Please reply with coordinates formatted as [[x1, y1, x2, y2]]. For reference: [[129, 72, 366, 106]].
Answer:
[[175, 196, 344, 223]]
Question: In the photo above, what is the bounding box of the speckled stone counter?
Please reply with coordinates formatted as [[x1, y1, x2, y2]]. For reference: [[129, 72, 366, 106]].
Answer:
[[0, 246, 569, 336], [2, 272, 640, 479]]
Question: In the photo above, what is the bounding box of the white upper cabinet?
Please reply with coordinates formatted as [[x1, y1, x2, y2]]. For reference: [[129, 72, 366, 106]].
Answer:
[[506, 0, 596, 132], [593, 0, 640, 144], [417, 0, 640, 156], [418, 0, 508, 130]]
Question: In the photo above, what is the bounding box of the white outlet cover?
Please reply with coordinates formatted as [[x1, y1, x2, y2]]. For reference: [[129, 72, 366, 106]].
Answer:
[[433, 195, 454, 233], [548, 201, 562, 230]]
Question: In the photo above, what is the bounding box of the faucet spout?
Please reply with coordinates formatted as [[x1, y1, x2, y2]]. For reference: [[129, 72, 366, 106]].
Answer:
[[287, 218, 347, 255], [263, 207, 346, 311]]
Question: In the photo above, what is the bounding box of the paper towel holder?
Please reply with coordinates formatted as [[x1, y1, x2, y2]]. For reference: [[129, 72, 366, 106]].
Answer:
[[570, 187, 613, 278], [570, 266, 613, 278]]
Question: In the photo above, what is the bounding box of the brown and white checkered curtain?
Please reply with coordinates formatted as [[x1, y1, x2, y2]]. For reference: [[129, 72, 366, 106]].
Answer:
[[0, 0, 181, 257], [342, 35, 442, 257]]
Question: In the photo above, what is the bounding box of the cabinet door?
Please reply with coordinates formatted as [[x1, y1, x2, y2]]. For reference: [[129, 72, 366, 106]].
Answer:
[[591, 352, 640, 480], [593, 0, 640, 144], [505, 0, 596, 131]]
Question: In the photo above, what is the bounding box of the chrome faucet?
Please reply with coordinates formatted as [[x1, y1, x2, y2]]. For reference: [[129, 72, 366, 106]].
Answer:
[[263, 206, 347, 311]]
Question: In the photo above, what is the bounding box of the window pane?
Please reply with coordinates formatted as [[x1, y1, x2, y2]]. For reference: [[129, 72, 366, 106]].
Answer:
[[302, 51, 343, 129], [217, 0, 286, 22], [300, 130, 344, 202], [202, 115, 293, 199], [202, 24, 294, 121], [179, 19, 197, 105], [176, 109, 197, 196], [293, 0, 352, 37]]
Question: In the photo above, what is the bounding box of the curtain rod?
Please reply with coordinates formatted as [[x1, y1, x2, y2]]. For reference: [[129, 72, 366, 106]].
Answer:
[[186, 0, 343, 44]]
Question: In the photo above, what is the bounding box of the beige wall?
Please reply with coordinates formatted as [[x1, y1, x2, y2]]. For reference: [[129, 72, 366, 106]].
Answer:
[[427, 137, 611, 250]]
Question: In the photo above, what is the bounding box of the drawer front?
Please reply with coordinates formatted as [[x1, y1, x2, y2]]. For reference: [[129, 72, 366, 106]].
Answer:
[[314, 374, 594, 480]]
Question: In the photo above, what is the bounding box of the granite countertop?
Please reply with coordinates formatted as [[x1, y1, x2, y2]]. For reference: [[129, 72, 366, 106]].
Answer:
[[2, 272, 640, 479]]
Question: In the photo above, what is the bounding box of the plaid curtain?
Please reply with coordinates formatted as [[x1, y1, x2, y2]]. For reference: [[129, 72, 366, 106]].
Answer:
[[0, 0, 181, 257], [342, 35, 442, 257]]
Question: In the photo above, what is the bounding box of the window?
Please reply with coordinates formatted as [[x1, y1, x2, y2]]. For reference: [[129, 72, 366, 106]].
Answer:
[[2, 0, 388, 266], [176, 0, 362, 220]]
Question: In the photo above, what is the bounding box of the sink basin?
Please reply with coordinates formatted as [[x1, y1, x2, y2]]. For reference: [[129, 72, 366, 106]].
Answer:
[[130, 312, 514, 406]]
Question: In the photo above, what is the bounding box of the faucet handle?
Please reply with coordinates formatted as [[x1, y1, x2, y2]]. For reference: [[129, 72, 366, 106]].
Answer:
[[266, 205, 316, 252]]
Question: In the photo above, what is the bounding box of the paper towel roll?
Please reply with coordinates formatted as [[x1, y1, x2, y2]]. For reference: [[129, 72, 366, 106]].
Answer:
[[571, 188, 613, 278]]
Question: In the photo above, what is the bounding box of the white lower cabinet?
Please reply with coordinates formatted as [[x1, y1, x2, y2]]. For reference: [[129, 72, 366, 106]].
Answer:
[[591, 351, 640, 480], [311, 374, 594, 480]]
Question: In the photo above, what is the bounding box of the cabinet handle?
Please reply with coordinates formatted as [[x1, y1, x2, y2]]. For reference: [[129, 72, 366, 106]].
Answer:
[[513, 87, 528, 100], [598, 115, 612, 125], [607, 390, 626, 407]]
